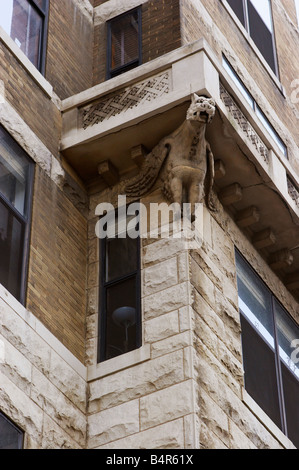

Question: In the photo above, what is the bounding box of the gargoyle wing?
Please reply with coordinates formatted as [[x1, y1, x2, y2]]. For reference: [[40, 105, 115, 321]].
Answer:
[[125, 142, 171, 198]]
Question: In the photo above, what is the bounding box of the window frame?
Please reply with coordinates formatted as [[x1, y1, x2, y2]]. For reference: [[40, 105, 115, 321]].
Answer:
[[224, 0, 279, 76], [0, 125, 34, 305], [1, 0, 49, 74], [97, 210, 142, 363], [222, 56, 288, 158], [0, 411, 24, 449], [106, 6, 142, 80], [236, 250, 299, 447], [26, 0, 49, 74]]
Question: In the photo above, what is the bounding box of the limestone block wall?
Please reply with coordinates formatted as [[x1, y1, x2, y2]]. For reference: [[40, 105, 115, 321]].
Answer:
[[85, 183, 298, 449], [85, 190, 199, 447], [190, 200, 298, 449], [0, 286, 87, 449]]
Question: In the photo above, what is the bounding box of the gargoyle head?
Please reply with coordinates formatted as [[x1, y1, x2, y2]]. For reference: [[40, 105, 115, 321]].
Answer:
[[186, 94, 216, 124]]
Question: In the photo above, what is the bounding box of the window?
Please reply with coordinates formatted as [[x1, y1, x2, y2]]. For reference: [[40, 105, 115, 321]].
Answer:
[[0, 412, 23, 449], [0, 125, 34, 304], [107, 7, 142, 79], [295, 0, 299, 27], [226, 0, 278, 74], [222, 56, 287, 157], [236, 251, 299, 448], [0, 0, 48, 73], [98, 210, 141, 362]]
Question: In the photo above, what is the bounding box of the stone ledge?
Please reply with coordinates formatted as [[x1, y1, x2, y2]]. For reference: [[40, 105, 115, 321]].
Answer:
[[0, 26, 53, 99], [87, 344, 151, 381], [242, 388, 296, 449]]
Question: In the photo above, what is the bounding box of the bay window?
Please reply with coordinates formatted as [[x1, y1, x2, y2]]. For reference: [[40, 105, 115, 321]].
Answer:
[[236, 251, 299, 448], [226, 0, 278, 74]]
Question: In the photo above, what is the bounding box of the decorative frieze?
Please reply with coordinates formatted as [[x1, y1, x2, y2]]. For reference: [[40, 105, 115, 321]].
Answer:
[[81, 71, 170, 129], [219, 83, 269, 164]]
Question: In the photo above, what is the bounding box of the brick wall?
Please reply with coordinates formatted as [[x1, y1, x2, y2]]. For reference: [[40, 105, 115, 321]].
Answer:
[[45, 0, 94, 99], [26, 166, 87, 363], [0, 42, 61, 158], [93, 0, 181, 85]]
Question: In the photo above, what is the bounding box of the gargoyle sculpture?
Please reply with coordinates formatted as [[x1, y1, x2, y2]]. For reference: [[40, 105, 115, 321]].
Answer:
[[125, 94, 216, 214]]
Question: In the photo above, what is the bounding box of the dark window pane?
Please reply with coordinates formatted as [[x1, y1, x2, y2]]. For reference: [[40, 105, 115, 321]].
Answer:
[[110, 10, 139, 73], [105, 277, 138, 360], [0, 413, 23, 449], [247, 0, 276, 72], [34, 0, 47, 11], [281, 364, 299, 448], [0, 202, 24, 301], [240, 315, 282, 430], [236, 252, 275, 341], [106, 236, 138, 282], [0, 127, 31, 217], [227, 0, 246, 26], [9, 0, 43, 69]]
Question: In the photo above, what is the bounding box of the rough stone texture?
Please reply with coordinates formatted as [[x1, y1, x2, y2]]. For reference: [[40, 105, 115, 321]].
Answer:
[[88, 399, 140, 447], [0, 290, 87, 449], [139, 380, 195, 431], [88, 349, 186, 413], [96, 418, 185, 449]]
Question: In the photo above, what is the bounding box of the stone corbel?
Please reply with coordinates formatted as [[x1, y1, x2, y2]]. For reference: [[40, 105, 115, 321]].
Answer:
[[98, 160, 119, 187]]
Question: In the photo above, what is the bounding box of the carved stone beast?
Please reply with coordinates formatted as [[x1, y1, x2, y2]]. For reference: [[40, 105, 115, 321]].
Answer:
[[125, 94, 216, 214]]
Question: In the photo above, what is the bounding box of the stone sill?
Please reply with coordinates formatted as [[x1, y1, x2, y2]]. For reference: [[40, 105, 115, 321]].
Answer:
[[220, 0, 286, 97], [87, 344, 151, 382], [0, 26, 53, 99], [242, 388, 297, 449]]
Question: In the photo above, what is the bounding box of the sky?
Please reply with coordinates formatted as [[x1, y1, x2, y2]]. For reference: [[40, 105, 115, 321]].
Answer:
[[0, 1, 13, 36], [250, 0, 273, 31]]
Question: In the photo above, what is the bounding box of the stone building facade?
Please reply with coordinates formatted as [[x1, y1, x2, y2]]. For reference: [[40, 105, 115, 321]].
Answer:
[[0, 0, 298, 449]]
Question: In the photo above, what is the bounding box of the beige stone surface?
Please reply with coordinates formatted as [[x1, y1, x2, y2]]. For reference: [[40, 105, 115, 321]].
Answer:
[[88, 400, 140, 448], [96, 418, 185, 449], [139, 380, 195, 431], [88, 349, 185, 413]]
